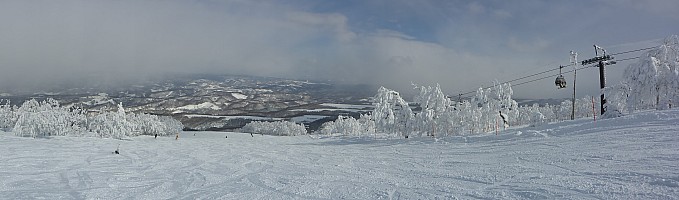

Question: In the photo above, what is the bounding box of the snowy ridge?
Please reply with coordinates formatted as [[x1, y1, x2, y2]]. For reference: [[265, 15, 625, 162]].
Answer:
[[174, 102, 221, 111], [184, 114, 282, 121], [319, 103, 373, 110], [1, 109, 678, 199], [0, 74, 375, 131], [231, 93, 248, 100]]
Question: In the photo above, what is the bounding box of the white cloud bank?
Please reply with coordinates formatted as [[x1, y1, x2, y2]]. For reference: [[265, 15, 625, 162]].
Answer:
[[0, 0, 677, 98]]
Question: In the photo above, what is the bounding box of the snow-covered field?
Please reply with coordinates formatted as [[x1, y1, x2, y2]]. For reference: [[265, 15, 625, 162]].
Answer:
[[1, 110, 679, 199]]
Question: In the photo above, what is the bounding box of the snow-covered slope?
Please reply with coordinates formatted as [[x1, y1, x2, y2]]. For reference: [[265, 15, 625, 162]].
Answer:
[[1, 109, 679, 199]]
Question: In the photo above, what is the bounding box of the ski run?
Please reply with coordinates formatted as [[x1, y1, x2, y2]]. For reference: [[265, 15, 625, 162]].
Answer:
[[1, 109, 678, 199]]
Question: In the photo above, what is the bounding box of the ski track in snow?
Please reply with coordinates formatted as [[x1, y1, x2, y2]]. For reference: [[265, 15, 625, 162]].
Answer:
[[1, 110, 679, 199]]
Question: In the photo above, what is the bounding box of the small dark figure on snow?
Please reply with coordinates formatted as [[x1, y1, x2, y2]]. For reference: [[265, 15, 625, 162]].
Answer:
[[113, 144, 120, 154], [225, 135, 228, 138], [154, 134, 158, 139], [250, 133, 254, 137], [499, 111, 509, 129]]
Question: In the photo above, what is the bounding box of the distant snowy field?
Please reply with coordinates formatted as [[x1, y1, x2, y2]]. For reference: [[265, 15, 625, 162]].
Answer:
[[2, 110, 679, 199]]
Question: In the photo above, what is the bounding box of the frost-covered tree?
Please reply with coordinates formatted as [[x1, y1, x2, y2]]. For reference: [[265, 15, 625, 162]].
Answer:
[[125, 113, 183, 137], [539, 103, 556, 123], [372, 87, 413, 137], [520, 95, 601, 124], [7, 98, 182, 139], [456, 82, 518, 134], [492, 82, 519, 128], [556, 100, 573, 121], [583, 96, 600, 118], [602, 83, 631, 117], [452, 100, 474, 134], [13, 99, 87, 138], [320, 82, 522, 137], [157, 115, 184, 135], [622, 35, 679, 111], [412, 84, 463, 137], [520, 104, 545, 127], [88, 103, 135, 139], [127, 113, 163, 136], [357, 114, 376, 136], [0, 100, 17, 130], [319, 114, 375, 137], [241, 121, 307, 136]]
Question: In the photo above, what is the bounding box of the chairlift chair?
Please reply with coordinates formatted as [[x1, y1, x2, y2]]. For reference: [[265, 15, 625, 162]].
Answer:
[[555, 75, 567, 89], [555, 65, 567, 89]]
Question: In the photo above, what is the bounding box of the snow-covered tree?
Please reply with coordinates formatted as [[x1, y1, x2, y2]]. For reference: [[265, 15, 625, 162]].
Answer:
[[539, 103, 556, 123], [13, 99, 87, 138], [372, 87, 413, 137], [495, 83, 519, 124], [530, 107, 546, 127], [337, 115, 364, 136], [602, 83, 631, 117], [412, 84, 452, 137], [555, 100, 573, 121], [157, 115, 184, 135], [7, 98, 182, 139], [455, 82, 518, 134], [0, 100, 17, 130], [88, 103, 135, 139], [241, 121, 307, 136], [622, 35, 679, 111], [313, 83, 526, 137], [319, 115, 375, 136], [452, 100, 474, 134], [125, 113, 183, 137]]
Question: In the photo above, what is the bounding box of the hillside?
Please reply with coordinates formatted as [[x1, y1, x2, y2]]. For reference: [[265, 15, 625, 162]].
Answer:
[[0, 74, 376, 131]]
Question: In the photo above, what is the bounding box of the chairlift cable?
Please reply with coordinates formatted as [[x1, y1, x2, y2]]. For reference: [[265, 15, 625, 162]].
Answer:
[[458, 65, 570, 96], [456, 43, 667, 98], [459, 60, 612, 98], [609, 46, 656, 56], [506, 56, 639, 89], [609, 42, 678, 56], [613, 56, 641, 63]]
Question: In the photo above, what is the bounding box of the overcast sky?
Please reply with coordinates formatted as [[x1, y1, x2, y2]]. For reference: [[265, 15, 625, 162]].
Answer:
[[1, 0, 678, 98]]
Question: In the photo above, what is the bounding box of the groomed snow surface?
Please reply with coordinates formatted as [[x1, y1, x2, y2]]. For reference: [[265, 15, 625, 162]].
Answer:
[[2, 110, 679, 199]]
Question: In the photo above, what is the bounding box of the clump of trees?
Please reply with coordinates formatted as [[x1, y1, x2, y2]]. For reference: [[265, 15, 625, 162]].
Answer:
[[315, 84, 598, 138], [13, 98, 87, 138], [0, 100, 18, 130], [1, 99, 183, 139], [319, 114, 375, 137], [317, 83, 515, 137], [241, 121, 307, 136], [317, 35, 679, 138], [605, 35, 679, 114]]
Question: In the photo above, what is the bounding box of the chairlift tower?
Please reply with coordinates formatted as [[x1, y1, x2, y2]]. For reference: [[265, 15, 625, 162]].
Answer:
[[581, 45, 616, 115], [570, 51, 577, 120]]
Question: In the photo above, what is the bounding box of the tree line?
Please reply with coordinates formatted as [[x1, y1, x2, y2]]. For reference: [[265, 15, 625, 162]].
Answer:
[[0, 99, 183, 139]]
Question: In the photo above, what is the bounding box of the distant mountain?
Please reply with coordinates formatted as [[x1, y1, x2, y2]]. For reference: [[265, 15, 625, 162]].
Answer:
[[0, 74, 376, 132], [1, 74, 576, 132]]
